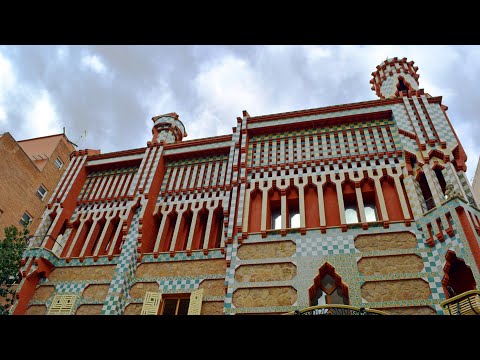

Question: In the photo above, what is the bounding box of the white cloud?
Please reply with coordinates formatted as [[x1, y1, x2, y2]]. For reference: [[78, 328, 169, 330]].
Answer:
[[303, 45, 332, 62], [57, 46, 69, 61], [0, 52, 15, 92], [192, 55, 268, 138], [0, 106, 6, 125], [195, 56, 266, 111], [82, 54, 107, 75], [22, 90, 62, 138], [0, 51, 16, 130]]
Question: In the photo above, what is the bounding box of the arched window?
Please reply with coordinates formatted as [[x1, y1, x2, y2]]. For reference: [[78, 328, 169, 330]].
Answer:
[[191, 208, 208, 250], [442, 251, 477, 298], [345, 209, 359, 224], [323, 182, 340, 226], [304, 183, 320, 228], [381, 176, 403, 221], [361, 178, 378, 222], [434, 167, 447, 198], [248, 189, 262, 232], [343, 180, 359, 224], [287, 186, 300, 228], [68, 218, 93, 258], [160, 211, 178, 252], [209, 207, 224, 249], [86, 218, 106, 256], [268, 187, 282, 230], [418, 172, 435, 211], [103, 216, 120, 255], [143, 212, 163, 253], [309, 263, 349, 306], [175, 209, 193, 251]]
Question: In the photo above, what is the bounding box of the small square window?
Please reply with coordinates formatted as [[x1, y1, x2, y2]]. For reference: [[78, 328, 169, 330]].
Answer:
[[20, 211, 32, 226], [54, 157, 64, 169], [161, 297, 190, 315], [36, 184, 48, 201]]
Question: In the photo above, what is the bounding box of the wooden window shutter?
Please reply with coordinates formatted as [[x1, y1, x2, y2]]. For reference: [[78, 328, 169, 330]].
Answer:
[[187, 288, 204, 315], [47, 294, 78, 315], [141, 291, 162, 315]]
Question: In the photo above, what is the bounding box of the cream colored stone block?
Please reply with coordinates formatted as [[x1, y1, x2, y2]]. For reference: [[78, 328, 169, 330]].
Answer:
[[357, 254, 424, 275], [237, 241, 296, 260], [355, 232, 417, 252], [233, 286, 297, 307], [361, 279, 431, 302], [235, 263, 296, 282]]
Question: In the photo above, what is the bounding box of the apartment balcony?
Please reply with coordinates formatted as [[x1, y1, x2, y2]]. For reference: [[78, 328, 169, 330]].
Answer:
[[440, 290, 480, 315], [284, 304, 388, 315]]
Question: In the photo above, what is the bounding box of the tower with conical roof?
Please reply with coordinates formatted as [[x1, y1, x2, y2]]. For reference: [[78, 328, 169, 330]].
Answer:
[[370, 56, 423, 99]]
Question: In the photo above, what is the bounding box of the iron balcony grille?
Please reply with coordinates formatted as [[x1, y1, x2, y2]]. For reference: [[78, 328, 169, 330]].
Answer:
[[284, 304, 388, 315], [440, 290, 480, 315]]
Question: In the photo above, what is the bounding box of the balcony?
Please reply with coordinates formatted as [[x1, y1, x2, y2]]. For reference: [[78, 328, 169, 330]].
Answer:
[[284, 304, 388, 315], [440, 290, 480, 315]]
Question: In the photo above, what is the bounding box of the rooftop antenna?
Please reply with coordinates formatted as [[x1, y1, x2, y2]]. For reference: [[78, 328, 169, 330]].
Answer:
[[75, 129, 87, 148]]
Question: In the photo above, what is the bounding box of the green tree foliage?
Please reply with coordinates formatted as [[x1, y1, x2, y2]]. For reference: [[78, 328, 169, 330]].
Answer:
[[0, 224, 30, 315]]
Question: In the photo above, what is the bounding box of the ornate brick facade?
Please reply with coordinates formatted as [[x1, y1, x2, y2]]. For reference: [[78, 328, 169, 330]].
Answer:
[[12, 57, 480, 315]]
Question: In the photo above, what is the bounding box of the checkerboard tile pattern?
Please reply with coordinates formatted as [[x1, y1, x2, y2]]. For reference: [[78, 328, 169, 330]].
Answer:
[[442, 164, 464, 198], [31, 211, 53, 247], [426, 275, 444, 300], [55, 283, 88, 294], [421, 250, 441, 273], [458, 171, 477, 206], [158, 278, 201, 292], [102, 206, 141, 315], [421, 97, 455, 145], [403, 97, 428, 144], [391, 103, 415, 135], [297, 235, 355, 256]]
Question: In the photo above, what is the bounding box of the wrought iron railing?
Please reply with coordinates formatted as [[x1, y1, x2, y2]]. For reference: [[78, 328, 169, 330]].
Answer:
[[284, 304, 388, 315], [440, 290, 480, 315]]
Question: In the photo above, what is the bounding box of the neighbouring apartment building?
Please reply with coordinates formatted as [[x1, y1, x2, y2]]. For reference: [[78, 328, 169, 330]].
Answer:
[[11, 57, 480, 316], [0, 132, 76, 234]]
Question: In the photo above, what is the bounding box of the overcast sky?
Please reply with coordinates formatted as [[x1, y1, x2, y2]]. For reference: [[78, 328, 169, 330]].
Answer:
[[0, 45, 479, 181]]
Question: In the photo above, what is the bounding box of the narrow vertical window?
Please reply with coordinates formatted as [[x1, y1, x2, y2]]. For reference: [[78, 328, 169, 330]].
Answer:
[[20, 211, 32, 226], [36, 184, 48, 201], [54, 157, 64, 169]]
